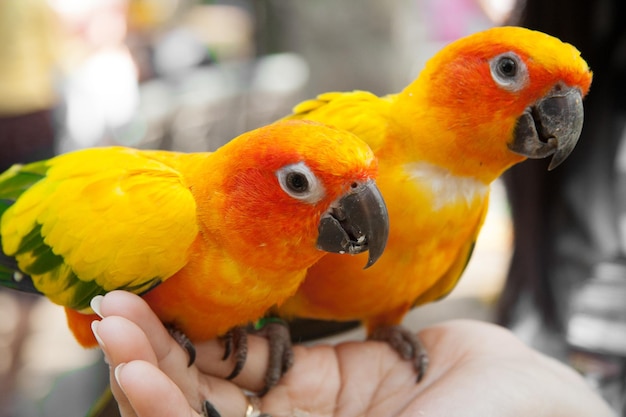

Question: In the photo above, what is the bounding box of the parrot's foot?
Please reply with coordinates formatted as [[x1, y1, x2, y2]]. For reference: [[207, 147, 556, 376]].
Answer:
[[253, 318, 294, 396], [167, 325, 196, 366], [221, 326, 249, 380], [369, 324, 429, 382]]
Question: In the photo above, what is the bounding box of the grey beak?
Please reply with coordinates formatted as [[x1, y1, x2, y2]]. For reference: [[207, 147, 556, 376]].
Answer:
[[317, 180, 389, 269], [509, 84, 584, 170]]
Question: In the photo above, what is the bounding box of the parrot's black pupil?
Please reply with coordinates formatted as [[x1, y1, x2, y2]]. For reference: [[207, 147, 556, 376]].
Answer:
[[499, 57, 517, 77], [287, 172, 308, 192]]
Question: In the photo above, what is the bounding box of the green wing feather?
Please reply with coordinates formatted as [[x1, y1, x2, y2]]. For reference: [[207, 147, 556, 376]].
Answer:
[[0, 160, 49, 202], [0, 161, 50, 293]]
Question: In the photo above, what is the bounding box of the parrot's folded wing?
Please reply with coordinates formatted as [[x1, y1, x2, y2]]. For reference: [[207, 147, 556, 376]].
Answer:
[[0, 148, 199, 311], [286, 91, 392, 153], [412, 195, 490, 307]]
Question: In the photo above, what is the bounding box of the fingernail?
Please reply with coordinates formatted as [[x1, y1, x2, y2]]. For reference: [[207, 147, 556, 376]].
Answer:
[[114, 363, 128, 395], [90, 295, 104, 318], [91, 320, 110, 364]]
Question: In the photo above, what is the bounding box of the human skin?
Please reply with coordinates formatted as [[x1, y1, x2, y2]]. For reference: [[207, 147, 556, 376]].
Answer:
[[91, 291, 615, 417]]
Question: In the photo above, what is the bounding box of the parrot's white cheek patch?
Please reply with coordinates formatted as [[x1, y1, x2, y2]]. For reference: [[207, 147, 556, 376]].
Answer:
[[405, 162, 489, 210]]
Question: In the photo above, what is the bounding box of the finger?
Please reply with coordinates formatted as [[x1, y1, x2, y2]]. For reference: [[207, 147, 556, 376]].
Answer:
[[94, 315, 159, 366], [99, 291, 185, 366], [98, 291, 290, 399], [97, 291, 272, 393], [94, 295, 258, 416], [99, 292, 227, 389], [98, 290, 201, 383], [92, 316, 156, 417], [94, 311, 209, 414], [114, 361, 199, 417]]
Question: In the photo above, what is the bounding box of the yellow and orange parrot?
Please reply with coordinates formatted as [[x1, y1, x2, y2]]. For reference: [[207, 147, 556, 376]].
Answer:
[[0, 120, 389, 392], [275, 26, 593, 379]]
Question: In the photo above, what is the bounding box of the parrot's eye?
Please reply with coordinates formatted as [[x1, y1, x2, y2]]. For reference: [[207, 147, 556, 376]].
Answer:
[[498, 58, 516, 76], [276, 162, 326, 204], [286, 172, 309, 192], [489, 52, 528, 92]]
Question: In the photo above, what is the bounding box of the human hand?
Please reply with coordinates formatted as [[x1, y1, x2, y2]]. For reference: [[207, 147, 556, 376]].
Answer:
[[90, 291, 614, 417]]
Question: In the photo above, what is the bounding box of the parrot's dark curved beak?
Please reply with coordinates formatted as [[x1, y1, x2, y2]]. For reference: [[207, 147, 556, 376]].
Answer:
[[509, 84, 584, 170], [316, 180, 389, 269]]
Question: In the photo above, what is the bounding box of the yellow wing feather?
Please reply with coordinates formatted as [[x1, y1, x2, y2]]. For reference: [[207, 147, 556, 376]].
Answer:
[[286, 91, 393, 153], [1, 147, 199, 309]]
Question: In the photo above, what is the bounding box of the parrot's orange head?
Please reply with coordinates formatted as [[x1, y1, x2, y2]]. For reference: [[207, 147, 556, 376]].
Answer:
[[205, 120, 389, 271], [400, 26, 593, 180]]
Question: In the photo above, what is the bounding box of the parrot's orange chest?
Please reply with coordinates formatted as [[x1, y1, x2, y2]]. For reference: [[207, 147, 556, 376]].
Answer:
[[140, 237, 309, 341]]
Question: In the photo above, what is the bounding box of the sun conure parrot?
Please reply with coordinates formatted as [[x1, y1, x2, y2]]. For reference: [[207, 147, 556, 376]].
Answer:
[[0, 119, 389, 393], [274, 26, 593, 380]]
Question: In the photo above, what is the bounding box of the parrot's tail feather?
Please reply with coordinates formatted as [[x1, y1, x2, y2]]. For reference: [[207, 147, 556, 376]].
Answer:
[[85, 385, 116, 417]]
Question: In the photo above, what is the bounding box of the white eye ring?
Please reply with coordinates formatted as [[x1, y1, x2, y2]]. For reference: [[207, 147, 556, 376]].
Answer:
[[489, 52, 529, 92], [276, 162, 326, 204]]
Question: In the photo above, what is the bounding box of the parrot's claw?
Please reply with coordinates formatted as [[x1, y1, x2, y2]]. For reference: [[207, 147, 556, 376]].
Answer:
[[202, 397, 274, 417], [253, 318, 294, 396], [369, 324, 429, 382], [221, 327, 249, 380], [167, 325, 196, 366], [202, 400, 221, 417]]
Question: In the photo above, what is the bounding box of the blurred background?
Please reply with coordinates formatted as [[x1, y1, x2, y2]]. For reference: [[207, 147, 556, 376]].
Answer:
[[0, 0, 624, 415]]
